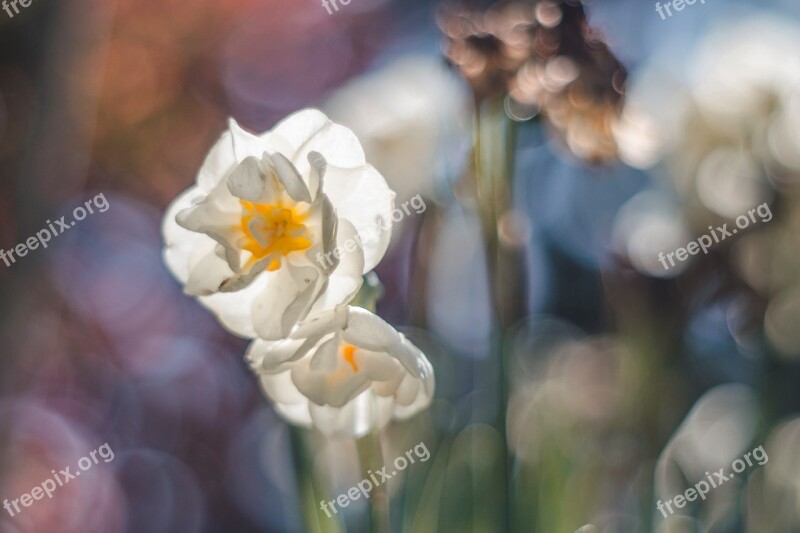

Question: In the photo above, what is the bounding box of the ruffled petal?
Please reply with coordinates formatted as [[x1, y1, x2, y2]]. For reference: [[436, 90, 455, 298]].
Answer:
[[259, 371, 313, 428], [295, 358, 371, 409], [162, 186, 216, 284], [323, 164, 395, 271], [308, 391, 394, 438], [275, 401, 313, 428], [196, 131, 237, 192], [305, 219, 364, 317], [343, 307, 402, 351], [226, 156, 280, 204], [393, 379, 434, 420], [394, 373, 422, 407], [307, 151, 327, 200], [320, 196, 337, 272], [267, 152, 312, 203], [199, 273, 270, 338], [246, 335, 329, 374], [229, 118, 269, 163], [184, 249, 235, 296], [175, 180, 242, 271], [251, 265, 323, 341], [291, 308, 347, 339], [269, 109, 366, 175]]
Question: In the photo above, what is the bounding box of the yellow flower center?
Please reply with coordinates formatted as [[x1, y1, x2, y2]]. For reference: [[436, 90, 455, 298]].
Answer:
[[238, 200, 312, 271], [341, 343, 359, 373]]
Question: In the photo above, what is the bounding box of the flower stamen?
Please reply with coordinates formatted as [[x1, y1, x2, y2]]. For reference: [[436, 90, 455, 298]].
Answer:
[[238, 200, 312, 270]]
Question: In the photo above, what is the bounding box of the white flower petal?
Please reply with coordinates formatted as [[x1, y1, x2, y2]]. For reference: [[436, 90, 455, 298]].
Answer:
[[267, 152, 312, 204], [305, 218, 364, 316], [163, 186, 215, 283], [227, 156, 267, 202], [218, 256, 272, 293], [393, 382, 433, 420], [246, 338, 297, 370], [199, 274, 269, 338], [275, 401, 314, 428], [259, 371, 314, 428], [394, 373, 421, 407], [229, 118, 268, 163], [343, 306, 401, 351], [308, 335, 341, 373], [320, 196, 337, 271], [307, 151, 327, 200], [387, 335, 433, 380], [270, 109, 366, 173], [323, 164, 395, 271], [373, 370, 405, 398], [247, 335, 327, 374], [308, 392, 394, 438], [358, 351, 405, 381], [251, 266, 323, 341], [295, 358, 371, 408], [184, 250, 234, 296], [291, 308, 347, 339], [197, 131, 237, 192], [175, 181, 242, 271]]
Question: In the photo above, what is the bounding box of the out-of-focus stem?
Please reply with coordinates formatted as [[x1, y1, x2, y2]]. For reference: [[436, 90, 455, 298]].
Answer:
[[473, 96, 525, 531], [357, 431, 391, 533], [289, 426, 343, 533], [475, 98, 525, 328], [352, 272, 384, 313]]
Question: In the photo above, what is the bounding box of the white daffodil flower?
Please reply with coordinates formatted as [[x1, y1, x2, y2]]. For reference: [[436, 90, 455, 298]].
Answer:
[[162, 110, 395, 340], [246, 306, 435, 437]]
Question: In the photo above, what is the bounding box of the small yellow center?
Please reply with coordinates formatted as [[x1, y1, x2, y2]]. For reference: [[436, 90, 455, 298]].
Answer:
[[341, 344, 359, 373], [238, 200, 312, 271]]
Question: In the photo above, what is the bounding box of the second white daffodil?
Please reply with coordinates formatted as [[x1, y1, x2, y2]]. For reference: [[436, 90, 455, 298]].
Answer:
[[246, 306, 435, 437]]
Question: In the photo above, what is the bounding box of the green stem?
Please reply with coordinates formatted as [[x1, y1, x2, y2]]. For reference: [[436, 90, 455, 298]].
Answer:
[[352, 272, 384, 313], [357, 431, 391, 533], [290, 427, 343, 533], [473, 96, 522, 531]]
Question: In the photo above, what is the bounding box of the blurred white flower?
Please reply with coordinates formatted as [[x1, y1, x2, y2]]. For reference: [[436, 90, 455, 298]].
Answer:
[[246, 306, 434, 437], [617, 15, 800, 214], [612, 190, 691, 278], [162, 109, 395, 340], [746, 417, 800, 530], [322, 56, 470, 204]]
